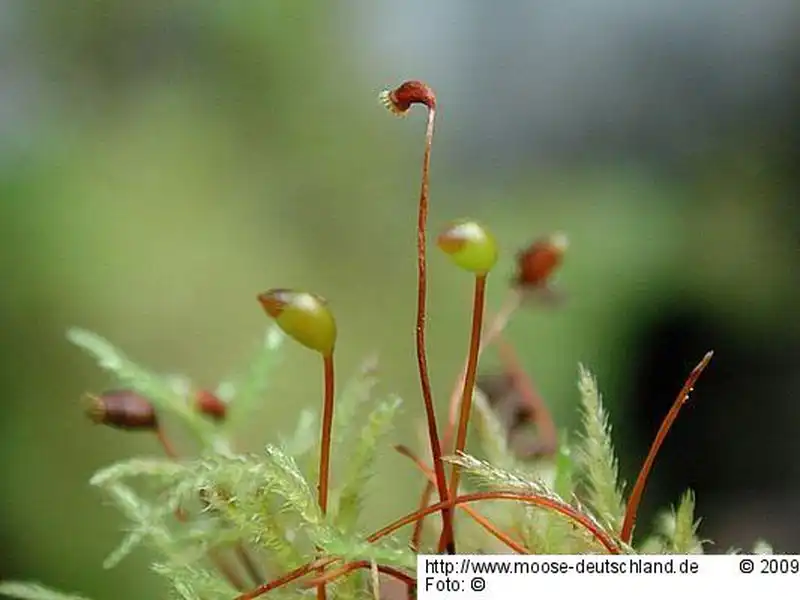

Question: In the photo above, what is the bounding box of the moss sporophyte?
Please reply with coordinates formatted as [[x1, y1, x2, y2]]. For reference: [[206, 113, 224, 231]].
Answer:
[[0, 80, 769, 600]]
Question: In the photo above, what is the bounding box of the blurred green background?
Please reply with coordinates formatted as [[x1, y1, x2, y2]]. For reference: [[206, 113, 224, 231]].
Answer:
[[2, 1, 799, 598]]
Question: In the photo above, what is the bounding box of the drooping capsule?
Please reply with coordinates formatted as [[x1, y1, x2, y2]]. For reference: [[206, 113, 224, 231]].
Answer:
[[379, 80, 437, 115], [84, 389, 157, 431], [436, 220, 498, 275], [514, 232, 568, 289], [195, 389, 227, 421], [257, 289, 337, 356]]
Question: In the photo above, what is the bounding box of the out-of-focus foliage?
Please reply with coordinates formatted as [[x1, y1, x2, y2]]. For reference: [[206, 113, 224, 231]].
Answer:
[[0, 332, 769, 599]]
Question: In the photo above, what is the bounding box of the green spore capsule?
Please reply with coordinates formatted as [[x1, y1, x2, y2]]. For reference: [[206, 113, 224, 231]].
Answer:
[[436, 220, 498, 275], [257, 289, 337, 356]]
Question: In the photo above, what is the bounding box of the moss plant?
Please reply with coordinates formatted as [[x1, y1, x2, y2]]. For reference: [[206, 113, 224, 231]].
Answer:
[[0, 80, 775, 600]]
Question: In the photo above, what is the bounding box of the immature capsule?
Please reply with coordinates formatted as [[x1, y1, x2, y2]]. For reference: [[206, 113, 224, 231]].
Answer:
[[84, 389, 157, 431], [257, 289, 337, 356], [436, 220, 498, 275], [514, 232, 568, 289]]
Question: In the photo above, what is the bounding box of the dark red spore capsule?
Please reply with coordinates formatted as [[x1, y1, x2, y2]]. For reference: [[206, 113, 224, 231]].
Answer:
[[85, 389, 157, 431], [195, 389, 227, 421], [513, 233, 568, 290]]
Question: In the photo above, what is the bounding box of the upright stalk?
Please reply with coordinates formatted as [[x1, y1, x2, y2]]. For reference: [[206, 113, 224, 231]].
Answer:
[[418, 219, 498, 552], [312, 353, 337, 600], [256, 288, 339, 599], [381, 80, 454, 554], [445, 289, 522, 447], [416, 106, 456, 554], [394, 444, 528, 554], [411, 290, 521, 549], [620, 351, 714, 542], [318, 354, 336, 512], [438, 274, 488, 552]]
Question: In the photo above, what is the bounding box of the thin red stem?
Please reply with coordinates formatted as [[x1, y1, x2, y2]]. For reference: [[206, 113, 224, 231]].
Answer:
[[410, 484, 433, 551], [414, 288, 520, 549], [620, 351, 714, 543], [155, 426, 179, 459], [445, 289, 522, 445], [233, 560, 323, 600], [371, 491, 619, 554], [394, 444, 528, 554], [319, 354, 336, 513], [438, 274, 488, 552], [476, 289, 523, 362], [497, 334, 558, 456], [233, 489, 618, 599], [315, 353, 336, 600], [410, 478, 433, 552], [412, 106, 454, 555], [304, 560, 416, 590]]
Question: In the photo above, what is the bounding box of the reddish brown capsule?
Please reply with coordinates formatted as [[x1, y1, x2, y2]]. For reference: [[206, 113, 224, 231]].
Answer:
[[379, 80, 437, 115], [513, 233, 568, 290], [84, 390, 157, 431], [195, 389, 227, 421]]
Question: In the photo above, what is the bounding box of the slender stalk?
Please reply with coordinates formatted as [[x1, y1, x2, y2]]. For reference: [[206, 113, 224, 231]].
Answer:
[[449, 274, 488, 480], [412, 288, 520, 548], [410, 472, 432, 552], [478, 289, 523, 358], [496, 335, 558, 456], [437, 274, 488, 552], [394, 444, 528, 554], [319, 354, 336, 512], [234, 560, 323, 600], [314, 353, 337, 600], [154, 426, 179, 459], [235, 488, 619, 600], [620, 351, 714, 543], [411, 105, 455, 555], [371, 491, 619, 555], [304, 561, 416, 589], [445, 288, 522, 437], [381, 81, 454, 553]]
